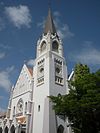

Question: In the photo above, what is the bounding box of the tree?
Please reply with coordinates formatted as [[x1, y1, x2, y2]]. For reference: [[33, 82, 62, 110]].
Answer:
[[50, 64, 100, 133]]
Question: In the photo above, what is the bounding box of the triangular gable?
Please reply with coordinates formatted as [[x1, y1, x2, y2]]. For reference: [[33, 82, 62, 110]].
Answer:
[[13, 64, 33, 97]]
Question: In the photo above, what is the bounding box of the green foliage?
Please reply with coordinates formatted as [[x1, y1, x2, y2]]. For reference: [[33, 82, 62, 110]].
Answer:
[[50, 64, 100, 133]]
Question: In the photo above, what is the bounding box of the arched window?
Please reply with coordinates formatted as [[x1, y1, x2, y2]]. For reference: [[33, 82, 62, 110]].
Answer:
[[10, 125, 15, 133], [4, 126, 8, 133], [40, 41, 46, 53], [52, 41, 59, 52], [57, 125, 64, 133], [0, 127, 2, 133], [38, 105, 40, 112], [16, 98, 23, 114]]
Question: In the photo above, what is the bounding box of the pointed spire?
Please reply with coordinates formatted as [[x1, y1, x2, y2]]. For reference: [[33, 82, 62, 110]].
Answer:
[[44, 8, 57, 35]]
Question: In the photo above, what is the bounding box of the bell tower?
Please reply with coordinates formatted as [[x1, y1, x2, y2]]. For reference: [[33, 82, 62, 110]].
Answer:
[[32, 9, 70, 133], [36, 9, 63, 58]]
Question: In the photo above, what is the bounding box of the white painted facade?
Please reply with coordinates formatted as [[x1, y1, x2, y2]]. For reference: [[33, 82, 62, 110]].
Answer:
[[4, 64, 33, 133], [0, 113, 6, 132], [32, 29, 70, 133], [2, 9, 72, 133]]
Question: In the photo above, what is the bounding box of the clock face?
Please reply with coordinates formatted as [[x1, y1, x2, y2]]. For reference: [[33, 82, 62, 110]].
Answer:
[[16, 98, 23, 114]]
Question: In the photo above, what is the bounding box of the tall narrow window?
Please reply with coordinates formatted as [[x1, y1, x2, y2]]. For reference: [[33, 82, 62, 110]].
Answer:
[[38, 105, 40, 112], [13, 106, 15, 117], [41, 41, 46, 53], [0, 127, 2, 133], [4, 126, 8, 133], [10, 125, 15, 133], [52, 41, 59, 52], [25, 102, 27, 114]]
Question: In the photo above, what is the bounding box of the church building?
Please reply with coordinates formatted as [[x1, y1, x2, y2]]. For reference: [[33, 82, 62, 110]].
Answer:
[[2, 9, 72, 133]]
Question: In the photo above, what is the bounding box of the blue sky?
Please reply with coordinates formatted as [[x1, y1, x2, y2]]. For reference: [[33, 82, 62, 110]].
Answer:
[[0, 0, 100, 111]]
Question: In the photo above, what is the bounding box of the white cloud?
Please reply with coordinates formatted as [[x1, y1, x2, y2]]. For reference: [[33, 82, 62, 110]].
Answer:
[[57, 24, 74, 39], [54, 11, 61, 17], [0, 43, 11, 49], [5, 5, 32, 28], [70, 42, 100, 65], [27, 59, 35, 66], [6, 66, 15, 73], [0, 66, 14, 91], [37, 18, 45, 28], [0, 52, 5, 59], [53, 12, 74, 39]]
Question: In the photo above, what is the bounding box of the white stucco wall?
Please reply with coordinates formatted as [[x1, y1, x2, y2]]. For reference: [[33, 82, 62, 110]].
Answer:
[[9, 64, 33, 126], [32, 48, 69, 133]]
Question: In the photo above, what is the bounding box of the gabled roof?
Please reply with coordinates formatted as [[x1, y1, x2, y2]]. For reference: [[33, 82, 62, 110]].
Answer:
[[44, 8, 57, 34], [13, 64, 33, 96], [28, 68, 33, 76]]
